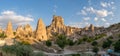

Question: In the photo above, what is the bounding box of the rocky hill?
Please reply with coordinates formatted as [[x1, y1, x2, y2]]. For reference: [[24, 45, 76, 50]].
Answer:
[[0, 15, 119, 45]]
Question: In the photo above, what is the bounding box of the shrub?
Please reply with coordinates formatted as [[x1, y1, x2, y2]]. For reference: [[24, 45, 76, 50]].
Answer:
[[67, 39, 74, 46], [102, 39, 112, 49], [2, 42, 33, 56], [0, 32, 7, 38], [56, 34, 68, 49], [114, 40, 120, 53], [92, 47, 99, 54], [32, 51, 45, 56], [46, 40, 52, 47], [77, 39, 83, 45], [71, 53, 81, 56], [91, 41, 98, 46]]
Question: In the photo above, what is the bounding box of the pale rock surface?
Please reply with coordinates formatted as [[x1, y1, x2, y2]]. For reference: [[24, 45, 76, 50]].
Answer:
[[5, 21, 14, 38], [36, 19, 48, 41]]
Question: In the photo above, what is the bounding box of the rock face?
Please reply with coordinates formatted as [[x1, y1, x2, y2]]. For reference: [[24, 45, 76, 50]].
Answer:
[[47, 15, 65, 33], [16, 24, 33, 37], [5, 21, 14, 38], [89, 24, 94, 32], [24, 24, 33, 36], [0, 28, 2, 33], [16, 25, 24, 37], [47, 15, 81, 38], [35, 19, 48, 41]]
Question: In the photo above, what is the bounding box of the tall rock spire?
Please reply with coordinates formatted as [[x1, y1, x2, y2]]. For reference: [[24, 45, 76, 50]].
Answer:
[[5, 21, 14, 38], [35, 19, 48, 41]]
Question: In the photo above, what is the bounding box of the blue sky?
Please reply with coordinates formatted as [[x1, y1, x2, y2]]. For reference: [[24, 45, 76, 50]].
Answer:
[[0, 0, 120, 30]]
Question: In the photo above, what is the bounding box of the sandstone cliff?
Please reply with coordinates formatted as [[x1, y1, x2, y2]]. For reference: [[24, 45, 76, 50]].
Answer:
[[35, 19, 48, 41], [47, 15, 81, 38], [5, 21, 14, 38]]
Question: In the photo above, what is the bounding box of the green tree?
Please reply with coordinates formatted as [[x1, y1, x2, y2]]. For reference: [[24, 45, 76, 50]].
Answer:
[[67, 39, 74, 46], [46, 40, 52, 47], [114, 40, 120, 53], [77, 39, 83, 45], [91, 41, 98, 46], [82, 37, 88, 42], [102, 39, 112, 49], [92, 47, 99, 55], [56, 34, 67, 49], [2, 42, 33, 56], [0, 32, 7, 39]]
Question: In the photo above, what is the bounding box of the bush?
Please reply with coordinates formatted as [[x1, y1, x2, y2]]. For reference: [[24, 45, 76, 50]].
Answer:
[[114, 40, 120, 53], [2, 42, 33, 56], [102, 39, 112, 49], [87, 38, 94, 43], [94, 33, 106, 40], [71, 54, 81, 56], [0, 32, 7, 38], [109, 36, 113, 39], [92, 47, 99, 54], [32, 51, 45, 56], [91, 41, 98, 46], [77, 39, 83, 45], [46, 40, 52, 47], [67, 39, 74, 46], [56, 34, 68, 49], [82, 37, 88, 42]]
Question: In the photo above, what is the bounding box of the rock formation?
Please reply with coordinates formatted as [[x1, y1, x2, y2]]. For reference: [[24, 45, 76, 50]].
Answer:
[[24, 24, 33, 37], [0, 28, 2, 33], [89, 24, 94, 32], [47, 15, 81, 38], [35, 19, 48, 41], [47, 15, 66, 33], [5, 21, 14, 38]]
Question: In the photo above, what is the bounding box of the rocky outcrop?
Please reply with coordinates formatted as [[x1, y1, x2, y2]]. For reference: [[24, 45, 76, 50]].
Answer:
[[35, 19, 48, 41], [47, 15, 81, 38], [5, 21, 14, 38], [24, 24, 33, 37], [15, 25, 34, 44], [47, 15, 66, 33], [16, 25, 24, 37], [16, 24, 33, 37], [0, 28, 2, 33], [89, 24, 94, 32]]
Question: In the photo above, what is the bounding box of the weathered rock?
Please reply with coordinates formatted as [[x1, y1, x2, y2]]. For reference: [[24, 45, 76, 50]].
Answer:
[[47, 15, 81, 38], [0, 28, 2, 33], [5, 21, 14, 38], [89, 24, 94, 32], [49, 15, 65, 33], [66, 26, 73, 36], [16, 25, 24, 37], [24, 24, 33, 36], [36, 19, 48, 41]]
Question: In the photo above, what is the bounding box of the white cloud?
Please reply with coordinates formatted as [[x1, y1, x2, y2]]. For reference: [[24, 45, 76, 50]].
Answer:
[[53, 5, 58, 14], [67, 22, 82, 28], [94, 17, 98, 21], [0, 10, 34, 28], [76, 10, 87, 16], [101, 2, 114, 8], [83, 17, 90, 21], [75, 1, 115, 27], [101, 2, 108, 8], [85, 7, 95, 13], [83, 7, 113, 17], [104, 22, 110, 27], [101, 18, 106, 22], [96, 9, 108, 17]]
